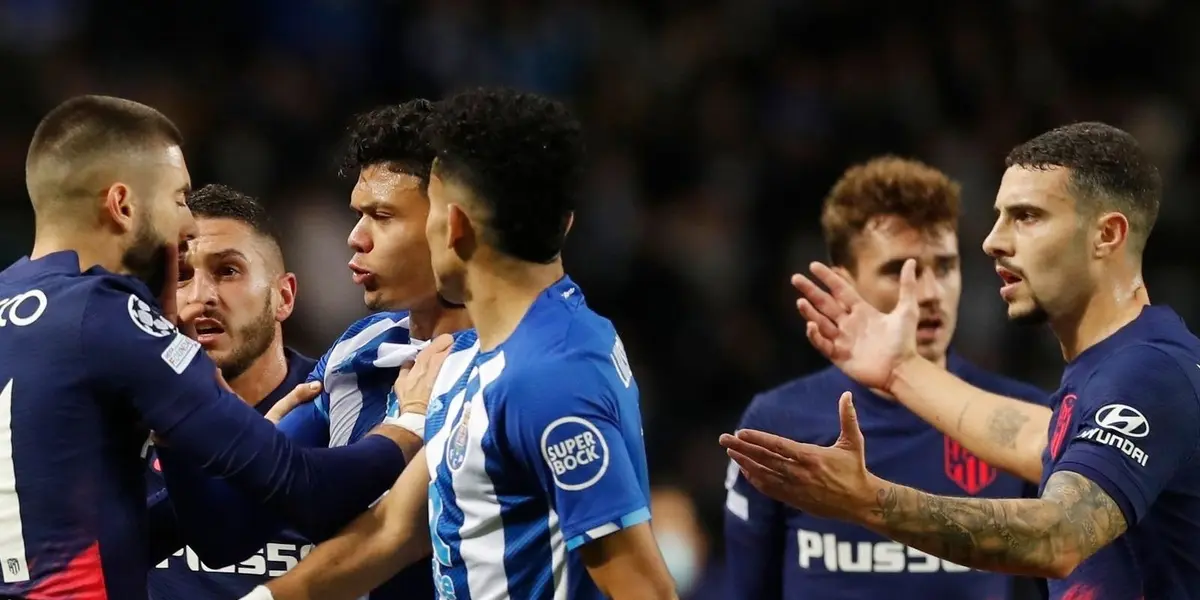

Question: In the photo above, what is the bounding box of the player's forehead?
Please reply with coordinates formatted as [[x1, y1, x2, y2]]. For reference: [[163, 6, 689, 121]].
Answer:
[[188, 218, 264, 263], [994, 165, 1074, 212], [853, 214, 958, 264], [351, 163, 425, 209]]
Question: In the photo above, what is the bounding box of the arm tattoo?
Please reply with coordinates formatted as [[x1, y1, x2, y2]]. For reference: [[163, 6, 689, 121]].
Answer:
[[867, 471, 1127, 576], [985, 406, 1030, 449]]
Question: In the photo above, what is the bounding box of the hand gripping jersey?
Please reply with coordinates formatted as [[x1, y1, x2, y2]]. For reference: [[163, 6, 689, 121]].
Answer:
[[425, 277, 651, 600], [0, 251, 407, 600], [726, 356, 1047, 600], [1040, 306, 1200, 600]]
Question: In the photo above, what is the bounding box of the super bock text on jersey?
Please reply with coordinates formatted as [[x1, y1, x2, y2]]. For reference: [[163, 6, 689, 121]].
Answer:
[[1040, 306, 1200, 600], [424, 276, 650, 600], [726, 356, 1047, 600], [0, 251, 408, 600]]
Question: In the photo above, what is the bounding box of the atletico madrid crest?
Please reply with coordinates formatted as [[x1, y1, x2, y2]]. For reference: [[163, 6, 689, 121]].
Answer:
[[943, 436, 998, 495]]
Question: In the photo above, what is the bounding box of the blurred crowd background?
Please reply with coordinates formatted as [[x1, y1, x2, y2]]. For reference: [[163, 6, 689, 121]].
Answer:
[[1, 0, 1198, 592]]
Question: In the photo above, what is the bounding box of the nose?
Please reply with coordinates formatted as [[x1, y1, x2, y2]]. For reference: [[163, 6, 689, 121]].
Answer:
[[982, 219, 1011, 260], [181, 269, 218, 308], [348, 218, 371, 253], [916, 267, 941, 305]]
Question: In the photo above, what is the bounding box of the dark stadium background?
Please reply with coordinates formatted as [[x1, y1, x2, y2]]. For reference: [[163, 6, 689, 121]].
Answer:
[[0, 1, 1194, 597]]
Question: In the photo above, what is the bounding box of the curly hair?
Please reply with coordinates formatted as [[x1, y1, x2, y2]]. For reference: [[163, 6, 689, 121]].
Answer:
[[339, 99, 437, 183], [426, 87, 585, 264], [1006, 121, 1161, 256], [821, 156, 962, 268]]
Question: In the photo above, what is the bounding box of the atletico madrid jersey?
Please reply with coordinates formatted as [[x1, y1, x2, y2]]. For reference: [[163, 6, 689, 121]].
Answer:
[[725, 355, 1046, 600]]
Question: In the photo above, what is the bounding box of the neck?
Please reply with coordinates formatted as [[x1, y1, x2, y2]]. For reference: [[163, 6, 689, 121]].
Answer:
[[31, 229, 124, 275], [1052, 271, 1149, 361], [465, 256, 565, 351], [228, 334, 289, 407], [407, 302, 472, 342]]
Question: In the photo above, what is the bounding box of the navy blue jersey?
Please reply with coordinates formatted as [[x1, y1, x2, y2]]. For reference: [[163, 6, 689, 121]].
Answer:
[[425, 276, 651, 599], [0, 251, 407, 600], [157, 313, 442, 599], [726, 354, 1046, 600], [145, 348, 316, 599], [1040, 306, 1200, 600]]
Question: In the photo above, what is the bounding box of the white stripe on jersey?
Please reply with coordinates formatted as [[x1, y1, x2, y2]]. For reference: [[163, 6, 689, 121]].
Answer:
[[0, 379, 30, 582], [455, 354, 509, 599]]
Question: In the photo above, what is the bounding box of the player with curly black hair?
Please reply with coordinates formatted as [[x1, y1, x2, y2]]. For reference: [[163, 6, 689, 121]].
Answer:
[[251, 88, 676, 600], [163, 100, 480, 600]]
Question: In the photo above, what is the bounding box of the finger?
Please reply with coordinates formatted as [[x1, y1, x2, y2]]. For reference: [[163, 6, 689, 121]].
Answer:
[[727, 449, 790, 497], [721, 433, 797, 474], [430, 333, 454, 352], [791, 272, 846, 320], [735, 428, 817, 462], [805, 322, 838, 357], [898, 258, 918, 312], [266, 381, 323, 424], [809, 262, 866, 309], [835, 391, 865, 450], [797, 298, 839, 340]]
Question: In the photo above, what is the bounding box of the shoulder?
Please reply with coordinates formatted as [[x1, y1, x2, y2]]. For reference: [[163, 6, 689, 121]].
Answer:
[[80, 274, 177, 340], [320, 311, 410, 365], [950, 356, 1048, 406], [738, 366, 844, 433], [1087, 343, 1196, 393]]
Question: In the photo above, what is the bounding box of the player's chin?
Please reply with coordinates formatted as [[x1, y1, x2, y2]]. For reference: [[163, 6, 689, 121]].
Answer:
[[915, 339, 949, 364], [1006, 301, 1049, 325]]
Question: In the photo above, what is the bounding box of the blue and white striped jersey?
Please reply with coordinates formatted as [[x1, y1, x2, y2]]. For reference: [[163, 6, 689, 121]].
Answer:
[[425, 276, 651, 600]]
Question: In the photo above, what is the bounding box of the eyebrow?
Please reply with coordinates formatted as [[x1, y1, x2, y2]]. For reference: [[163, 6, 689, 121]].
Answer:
[[191, 248, 250, 264]]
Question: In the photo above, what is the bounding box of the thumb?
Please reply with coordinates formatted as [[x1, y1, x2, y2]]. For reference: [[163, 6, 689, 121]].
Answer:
[[835, 391, 864, 450], [897, 258, 919, 314]]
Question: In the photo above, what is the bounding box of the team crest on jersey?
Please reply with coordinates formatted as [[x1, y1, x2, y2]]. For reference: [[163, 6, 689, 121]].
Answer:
[[446, 401, 472, 471], [943, 436, 997, 495], [127, 294, 175, 338]]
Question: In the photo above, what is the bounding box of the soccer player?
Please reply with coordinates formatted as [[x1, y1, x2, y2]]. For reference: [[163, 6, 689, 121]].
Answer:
[[724, 157, 1046, 600], [0, 95, 413, 599], [156, 100, 473, 599], [240, 88, 676, 600], [145, 184, 318, 598], [721, 122, 1200, 599]]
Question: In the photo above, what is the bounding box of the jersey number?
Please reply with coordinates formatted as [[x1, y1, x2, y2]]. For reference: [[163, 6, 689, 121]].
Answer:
[[0, 379, 30, 583]]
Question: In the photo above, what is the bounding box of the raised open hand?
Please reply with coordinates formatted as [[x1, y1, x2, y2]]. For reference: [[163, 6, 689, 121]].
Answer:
[[791, 259, 920, 390]]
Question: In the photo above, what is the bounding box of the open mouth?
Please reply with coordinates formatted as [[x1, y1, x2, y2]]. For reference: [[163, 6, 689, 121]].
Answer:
[[996, 266, 1023, 285], [194, 319, 226, 343], [348, 262, 374, 286], [916, 316, 943, 341]]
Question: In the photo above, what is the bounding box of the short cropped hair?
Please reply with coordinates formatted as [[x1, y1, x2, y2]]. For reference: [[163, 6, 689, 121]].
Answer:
[[339, 99, 437, 184], [1005, 122, 1161, 257], [427, 88, 584, 264], [821, 156, 962, 268], [26, 95, 182, 213], [186, 184, 276, 240]]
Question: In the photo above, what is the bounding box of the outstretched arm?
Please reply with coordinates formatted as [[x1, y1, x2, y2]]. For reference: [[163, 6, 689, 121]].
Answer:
[[888, 357, 1050, 483], [863, 470, 1124, 578], [257, 449, 433, 600]]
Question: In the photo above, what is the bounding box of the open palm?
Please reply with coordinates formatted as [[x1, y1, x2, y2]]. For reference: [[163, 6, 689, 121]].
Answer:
[[791, 260, 920, 390]]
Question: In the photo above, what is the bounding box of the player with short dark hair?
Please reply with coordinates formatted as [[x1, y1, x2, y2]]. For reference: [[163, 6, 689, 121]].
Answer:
[[242, 88, 676, 600], [724, 157, 1046, 600], [723, 122, 1200, 599], [0, 95, 413, 600], [160, 100, 475, 600], [146, 184, 318, 599]]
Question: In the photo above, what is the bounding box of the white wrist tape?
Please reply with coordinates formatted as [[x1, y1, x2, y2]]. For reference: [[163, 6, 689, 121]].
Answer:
[[241, 586, 274, 600], [384, 412, 426, 439]]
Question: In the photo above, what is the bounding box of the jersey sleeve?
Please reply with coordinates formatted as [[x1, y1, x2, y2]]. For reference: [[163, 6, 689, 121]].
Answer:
[[505, 360, 650, 551], [80, 282, 406, 530], [723, 395, 785, 600], [1051, 345, 1200, 526], [276, 401, 331, 448]]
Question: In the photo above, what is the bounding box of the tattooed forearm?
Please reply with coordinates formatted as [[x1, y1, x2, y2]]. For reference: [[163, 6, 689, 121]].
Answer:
[[985, 406, 1030, 449], [865, 471, 1127, 577]]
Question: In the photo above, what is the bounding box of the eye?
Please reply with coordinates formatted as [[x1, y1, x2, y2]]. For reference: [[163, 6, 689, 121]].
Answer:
[[217, 266, 241, 278]]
